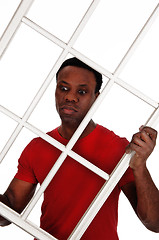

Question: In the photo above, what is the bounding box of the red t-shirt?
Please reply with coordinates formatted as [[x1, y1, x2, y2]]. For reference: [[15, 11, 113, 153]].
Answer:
[[15, 125, 134, 240]]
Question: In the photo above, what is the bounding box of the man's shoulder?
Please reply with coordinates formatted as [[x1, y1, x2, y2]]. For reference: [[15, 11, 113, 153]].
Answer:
[[96, 124, 124, 138], [96, 124, 129, 146], [26, 127, 59, 148]]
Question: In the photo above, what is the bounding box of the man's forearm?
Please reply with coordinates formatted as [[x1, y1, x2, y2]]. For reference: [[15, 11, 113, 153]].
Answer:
[[0, 194, 12, 226], [126, 126, 159, 231], [133, 166, 159, 232]]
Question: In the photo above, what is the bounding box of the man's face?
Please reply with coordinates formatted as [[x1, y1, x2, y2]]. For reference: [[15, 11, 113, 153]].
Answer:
[[55, 66, 99, 126]]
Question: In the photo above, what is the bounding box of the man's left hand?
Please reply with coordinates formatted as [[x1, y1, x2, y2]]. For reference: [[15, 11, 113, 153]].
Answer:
[[126, 126, 157, 170]]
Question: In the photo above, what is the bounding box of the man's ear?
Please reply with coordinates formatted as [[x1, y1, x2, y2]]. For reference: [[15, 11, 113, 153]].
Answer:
[[95, 92, 100, 99]]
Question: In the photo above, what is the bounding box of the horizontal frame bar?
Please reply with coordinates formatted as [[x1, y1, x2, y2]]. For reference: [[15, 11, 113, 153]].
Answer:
[[22, 16, 66, 49], [0, 202, 57, 240]]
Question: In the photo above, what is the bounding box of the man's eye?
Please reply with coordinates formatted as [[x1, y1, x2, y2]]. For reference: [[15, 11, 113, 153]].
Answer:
[[78, 90, 87, 95], [60, 86, 68, 91]]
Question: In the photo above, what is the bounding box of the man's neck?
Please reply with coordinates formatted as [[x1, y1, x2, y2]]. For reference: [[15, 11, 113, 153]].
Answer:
[[58, 120, 96, 140]]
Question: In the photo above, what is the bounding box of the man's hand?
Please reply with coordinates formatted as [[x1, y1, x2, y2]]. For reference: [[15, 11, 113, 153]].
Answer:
[[125, 126, 159, 232], [126, 126, 157, 170]]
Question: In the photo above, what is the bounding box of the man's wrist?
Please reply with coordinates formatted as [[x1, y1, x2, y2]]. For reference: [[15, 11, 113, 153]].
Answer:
[[132, 164, 148, 178]]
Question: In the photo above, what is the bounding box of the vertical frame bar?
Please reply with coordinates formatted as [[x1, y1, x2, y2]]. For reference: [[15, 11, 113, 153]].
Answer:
[[0, 0, 34, 59]]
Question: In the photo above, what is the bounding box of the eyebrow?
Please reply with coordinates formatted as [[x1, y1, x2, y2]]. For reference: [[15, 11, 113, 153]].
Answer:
[[58, 80, 69, 85], [79, 84, 88, 87], [58, 80, 88, 88]]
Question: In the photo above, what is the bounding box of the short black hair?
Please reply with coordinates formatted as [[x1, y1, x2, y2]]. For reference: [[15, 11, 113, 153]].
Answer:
[[56, 57, 103, 93]]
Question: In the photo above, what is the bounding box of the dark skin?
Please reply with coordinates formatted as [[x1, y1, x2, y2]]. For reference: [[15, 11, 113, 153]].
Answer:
[[0, 179, 36, 226], [124, 126, 159, 232], [55, 66, 99, 139], [0, 66, 159, 234]]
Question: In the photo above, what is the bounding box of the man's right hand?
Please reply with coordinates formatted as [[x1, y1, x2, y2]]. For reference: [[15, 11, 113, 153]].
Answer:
[[0, 178, 37, 226]]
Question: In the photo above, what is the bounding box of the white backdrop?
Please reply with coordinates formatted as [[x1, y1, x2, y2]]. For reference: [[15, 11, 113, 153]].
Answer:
[[0, 0, 159, 239]]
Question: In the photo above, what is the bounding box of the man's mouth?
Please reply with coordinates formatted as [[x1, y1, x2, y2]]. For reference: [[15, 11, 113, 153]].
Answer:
[[61, 105, 78, 114]]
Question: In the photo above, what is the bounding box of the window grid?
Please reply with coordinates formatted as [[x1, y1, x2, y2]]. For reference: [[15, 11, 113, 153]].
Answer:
[[0, 0, 100, 163], [22, 10, 159, 109], [0, 1, 159, 240]]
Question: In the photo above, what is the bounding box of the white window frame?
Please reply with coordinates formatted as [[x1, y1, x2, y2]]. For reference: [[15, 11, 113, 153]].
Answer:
[[0, 1, 159, 239]]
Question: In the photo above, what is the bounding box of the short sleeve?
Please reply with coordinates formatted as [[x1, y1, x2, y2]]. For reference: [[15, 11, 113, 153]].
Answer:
[[111, 135, 134, 188], [117, 138, 134, 188], [14, 139, 38, 184]]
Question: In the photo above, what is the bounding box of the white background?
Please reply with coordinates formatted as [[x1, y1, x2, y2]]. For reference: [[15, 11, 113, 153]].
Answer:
[[0, 0, 159, 239]]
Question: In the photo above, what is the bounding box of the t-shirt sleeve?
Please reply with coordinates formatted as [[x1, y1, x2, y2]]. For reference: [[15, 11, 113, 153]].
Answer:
[[14, 139, 38, 184], [117, 138, 134, 188], [109, 134, 134, 188]]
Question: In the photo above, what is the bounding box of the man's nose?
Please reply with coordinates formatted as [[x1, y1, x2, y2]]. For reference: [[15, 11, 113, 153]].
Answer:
[[65, 91, 79, 103]]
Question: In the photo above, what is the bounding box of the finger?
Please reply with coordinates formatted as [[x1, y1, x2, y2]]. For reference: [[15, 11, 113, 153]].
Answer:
[[140, 126, 157, 142], [132, 133, 146, 147], [125, 144, 132, 154], [127, 142, 142, 153], [140, 130, 152, 143], [139, 125, 144, 131]]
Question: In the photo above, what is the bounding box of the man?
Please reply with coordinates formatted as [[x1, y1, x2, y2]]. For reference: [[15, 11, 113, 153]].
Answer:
[[0, 57, 159, 240]]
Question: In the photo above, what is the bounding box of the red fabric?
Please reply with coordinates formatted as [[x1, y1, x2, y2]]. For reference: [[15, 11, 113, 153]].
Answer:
[[15, 125, 134, 240]]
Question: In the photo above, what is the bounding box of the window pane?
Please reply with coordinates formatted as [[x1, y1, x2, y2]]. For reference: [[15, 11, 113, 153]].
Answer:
[[120, 16, 159, 102], [74, 0, 159, 72], [0, 23, 62, 116], [26, 0, 92, 42]]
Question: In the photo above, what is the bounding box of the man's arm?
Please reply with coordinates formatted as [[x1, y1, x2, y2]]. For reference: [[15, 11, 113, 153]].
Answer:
[[0, 178, 37, 226], [122, 126, 159, 232]]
